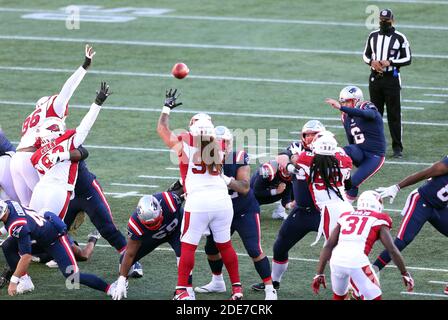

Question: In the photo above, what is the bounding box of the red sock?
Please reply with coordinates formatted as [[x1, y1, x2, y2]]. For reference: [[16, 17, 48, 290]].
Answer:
[[177, 242, 197, 287], [216, 240, 240, 284], [333, 293, 348, 300]]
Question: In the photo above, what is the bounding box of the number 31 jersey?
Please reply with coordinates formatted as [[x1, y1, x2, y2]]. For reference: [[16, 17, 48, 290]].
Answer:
[[331, 210, 392, 268]]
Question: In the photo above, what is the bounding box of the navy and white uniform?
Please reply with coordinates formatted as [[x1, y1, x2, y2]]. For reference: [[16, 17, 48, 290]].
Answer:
[[341, 101, 386, 199], [0, 131, 19, 201], [374, 156, 448, 270], [126, 192, 183, 262], [64, 160, 127, 253], [2, 200, 109, 293]]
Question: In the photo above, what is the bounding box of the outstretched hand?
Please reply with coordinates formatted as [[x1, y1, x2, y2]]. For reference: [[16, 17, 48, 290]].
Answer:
[[95, 82, 111, 106], [164, 89, 183, 109], [83, 44, 96, 70], [325, 98, 341, 110]]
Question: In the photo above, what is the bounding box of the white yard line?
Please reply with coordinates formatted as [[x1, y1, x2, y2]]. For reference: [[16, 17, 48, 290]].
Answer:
[[368, 0, 448, 5], [139, 175, 180, 180], [165, 167, 179, 171], [104, 191, 145, 198], [403, 99, 445, 104], [0, 8, 447, 31], [429, 281, 447, 285], [401, 292, 448, 298], [424, 93, 448, 97], [1, 66, 448, 92], [110, 183, 159, 188], [0, 35, 446, 59]]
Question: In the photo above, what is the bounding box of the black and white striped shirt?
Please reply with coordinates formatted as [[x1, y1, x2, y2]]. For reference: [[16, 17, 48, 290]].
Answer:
[[363, 27, 412, 73]]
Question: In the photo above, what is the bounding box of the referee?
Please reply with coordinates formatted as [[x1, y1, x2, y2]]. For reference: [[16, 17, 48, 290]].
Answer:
[[363, 9, 412, 158]]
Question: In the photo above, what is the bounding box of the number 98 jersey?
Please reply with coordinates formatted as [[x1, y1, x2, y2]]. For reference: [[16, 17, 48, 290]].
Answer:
[[331, 210, 392, 268], [127, 192, 183, 241]]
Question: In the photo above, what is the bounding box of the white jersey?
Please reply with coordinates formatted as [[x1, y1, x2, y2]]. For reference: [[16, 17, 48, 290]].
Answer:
[[17, 95, 68, 150], [31, 130, 79, 191], [331, 210, 392, 268], [177, 132, 231, 212]]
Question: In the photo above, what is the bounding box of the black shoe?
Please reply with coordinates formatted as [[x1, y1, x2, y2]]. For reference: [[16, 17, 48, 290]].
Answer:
[[393, 150, 403, 159], [0, 266, 12, 289], [251, 281, 280, 291]]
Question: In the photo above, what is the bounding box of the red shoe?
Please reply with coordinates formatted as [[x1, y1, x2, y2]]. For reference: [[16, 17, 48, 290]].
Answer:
[[230, 283, 243, 300], [173, 288, 193, 300]]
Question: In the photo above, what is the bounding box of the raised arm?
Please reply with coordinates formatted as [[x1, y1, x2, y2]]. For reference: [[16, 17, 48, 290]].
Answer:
[[73, 82, 110, 148], [52, 45, 96, 117], [157, 89, 183, 153]]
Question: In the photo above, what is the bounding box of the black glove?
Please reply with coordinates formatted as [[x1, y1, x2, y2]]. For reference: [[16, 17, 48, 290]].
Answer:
[[164, 89, 183, 109], [166, 179, 185, 201], [95, 82, 111, 106]]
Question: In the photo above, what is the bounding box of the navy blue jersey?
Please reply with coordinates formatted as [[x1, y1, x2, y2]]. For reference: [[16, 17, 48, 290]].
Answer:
[[418, 156, 448, 209], [3, 201, 65, 255], [250, 163, 292, 206], [340, 101, 386, 156], [223, 151, 259, 215], [0, 131, 15, 155], [127, 192, 183, 241], [74, 160, 97, 196], [291, 172, 318, 210]]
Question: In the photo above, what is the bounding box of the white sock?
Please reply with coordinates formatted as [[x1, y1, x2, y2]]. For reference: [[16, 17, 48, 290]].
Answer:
[[264, 284, 274, 291], [212, 273, 224, 282], [272, 261, 288, 282]]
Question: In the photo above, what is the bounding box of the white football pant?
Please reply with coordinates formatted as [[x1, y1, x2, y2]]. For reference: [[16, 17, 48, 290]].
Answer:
[[0, 155, 19, 201], [29, 182, 71, 220], [10, 152, 40, 206]]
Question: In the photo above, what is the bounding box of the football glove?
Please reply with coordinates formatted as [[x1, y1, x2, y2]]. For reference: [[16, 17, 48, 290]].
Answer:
[[112, 276, 128, 300], [95, 82, 111, 106], [164, 89, 182, 109], [376, 184, 400, 204], [82, 44, 96, 70], [402, 272, 414, 292], [311, 274, 326, 294]]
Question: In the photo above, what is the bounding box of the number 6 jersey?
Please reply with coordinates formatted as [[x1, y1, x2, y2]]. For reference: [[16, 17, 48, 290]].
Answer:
[[331, 209, 392, 268]]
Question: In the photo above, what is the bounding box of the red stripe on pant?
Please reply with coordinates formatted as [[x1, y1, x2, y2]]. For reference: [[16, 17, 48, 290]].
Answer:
[[60, 235, 79, 273], [182, 211, 191, 238], [323, 207, 330, 239], [397, 192, 420, 240], [92, 179, 115, 224], [59, 191, 72, 221]]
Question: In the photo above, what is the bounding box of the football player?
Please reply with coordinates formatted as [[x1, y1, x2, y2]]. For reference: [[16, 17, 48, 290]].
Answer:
[[194, 126, 277, 300], [0, 130, 19, 201], [294, 131, 353, 245], [157, 89, 242, 300], [10, 45, 96, 207], [29, 82, 110, 219], [312, 191, 414, 300], [0, 200, 115, 296], [325, 86, 386, 202], [112, 192, 186, 300], [373, 156, 448, 295]]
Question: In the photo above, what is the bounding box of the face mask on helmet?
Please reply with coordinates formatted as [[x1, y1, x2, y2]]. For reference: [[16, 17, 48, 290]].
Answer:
[[136, 195, 163, 230], [357, 190, 384, 212], [339, 86, 364, 108], [301, 120, 326, 149], [311, 131, 338, 156]]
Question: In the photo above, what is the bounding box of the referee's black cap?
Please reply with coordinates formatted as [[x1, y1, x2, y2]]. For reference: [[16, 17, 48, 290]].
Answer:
[[380, 8, 394, 20]]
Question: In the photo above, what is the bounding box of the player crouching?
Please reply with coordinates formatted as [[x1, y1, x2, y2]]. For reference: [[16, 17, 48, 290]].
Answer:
[[311, 191, 414, 300]]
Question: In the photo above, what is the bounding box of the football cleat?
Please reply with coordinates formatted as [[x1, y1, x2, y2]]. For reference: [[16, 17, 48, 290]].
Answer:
[[230, 283, 243, 300], [16, 275, 35, 294], [186, 287, 196, 300], [0, 265, 12, 289], [194, 279, 226, 293], [173, 288, 193, 300], [128, 261, 143, 278], [46, 260, 59, 268], [265, 287, 278, 300], [251, 281, 280, 291], [271, 204, 287, 220]]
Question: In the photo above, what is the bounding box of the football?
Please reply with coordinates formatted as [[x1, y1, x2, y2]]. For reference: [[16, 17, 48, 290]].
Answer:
[[171, 62, 189, 79]]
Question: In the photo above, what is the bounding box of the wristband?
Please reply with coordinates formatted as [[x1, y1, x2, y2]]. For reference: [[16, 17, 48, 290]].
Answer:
[[270, 189, 278, 196], [162, 106, 171, 115], [395, 184, 401, 191], [10, 275, 20, 284]]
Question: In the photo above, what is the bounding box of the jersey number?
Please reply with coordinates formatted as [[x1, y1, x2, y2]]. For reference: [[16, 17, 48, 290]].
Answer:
[[192, 162, 220, 175], [15, 204, 46, 227], [436, 184, 448, 202], [350, 127, 365, 144], [40, 146, 65, 170], [22, 108, 42, 136], [152, 218, 179, 240], [341, 216, 369, 235]]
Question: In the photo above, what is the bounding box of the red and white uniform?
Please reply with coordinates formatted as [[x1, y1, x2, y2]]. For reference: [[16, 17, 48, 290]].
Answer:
[[28, 103, 101, 221], [177, 132, 233, 245], [330, 210, 392, 300], [295, 149, 354, 243], [10, 67, 87, 206]]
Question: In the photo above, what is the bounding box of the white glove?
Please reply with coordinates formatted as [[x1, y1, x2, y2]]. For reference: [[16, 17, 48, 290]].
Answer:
[[112, 276, 127, 300], [85, 44, 96, 59], [376, 184, 400, 204], [286, 163, 300, 175], [221, 174, 234, 186], [48, 151, 70, 164]]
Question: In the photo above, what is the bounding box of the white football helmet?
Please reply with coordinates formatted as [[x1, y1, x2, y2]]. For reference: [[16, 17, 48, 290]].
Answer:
[[36, 117, 66, 145], [190, 118, 216, 138], [357, 190, 384, 212], [215, 126, 233, 141], [0, 200, 8, 220], [35, 96, 54, 109], [339, 86, 364, 107], [311, 131, 338, 156], [301, 120, 326, 148], [136, 195, 163, 230], [189, 113, 212, 128]]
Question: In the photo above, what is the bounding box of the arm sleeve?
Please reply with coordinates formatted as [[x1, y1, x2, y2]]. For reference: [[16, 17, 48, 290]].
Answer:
[[390, 34, 411, 67], [363, 33, 373, 65], [52, 67, 87, 117], [77, 145, 89, 161], [73, 103, 101, 147], [340, 106, 376, 120]]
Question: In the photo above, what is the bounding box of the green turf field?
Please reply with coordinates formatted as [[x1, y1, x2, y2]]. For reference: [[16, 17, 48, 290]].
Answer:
[[0, 0, 447, 300]]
